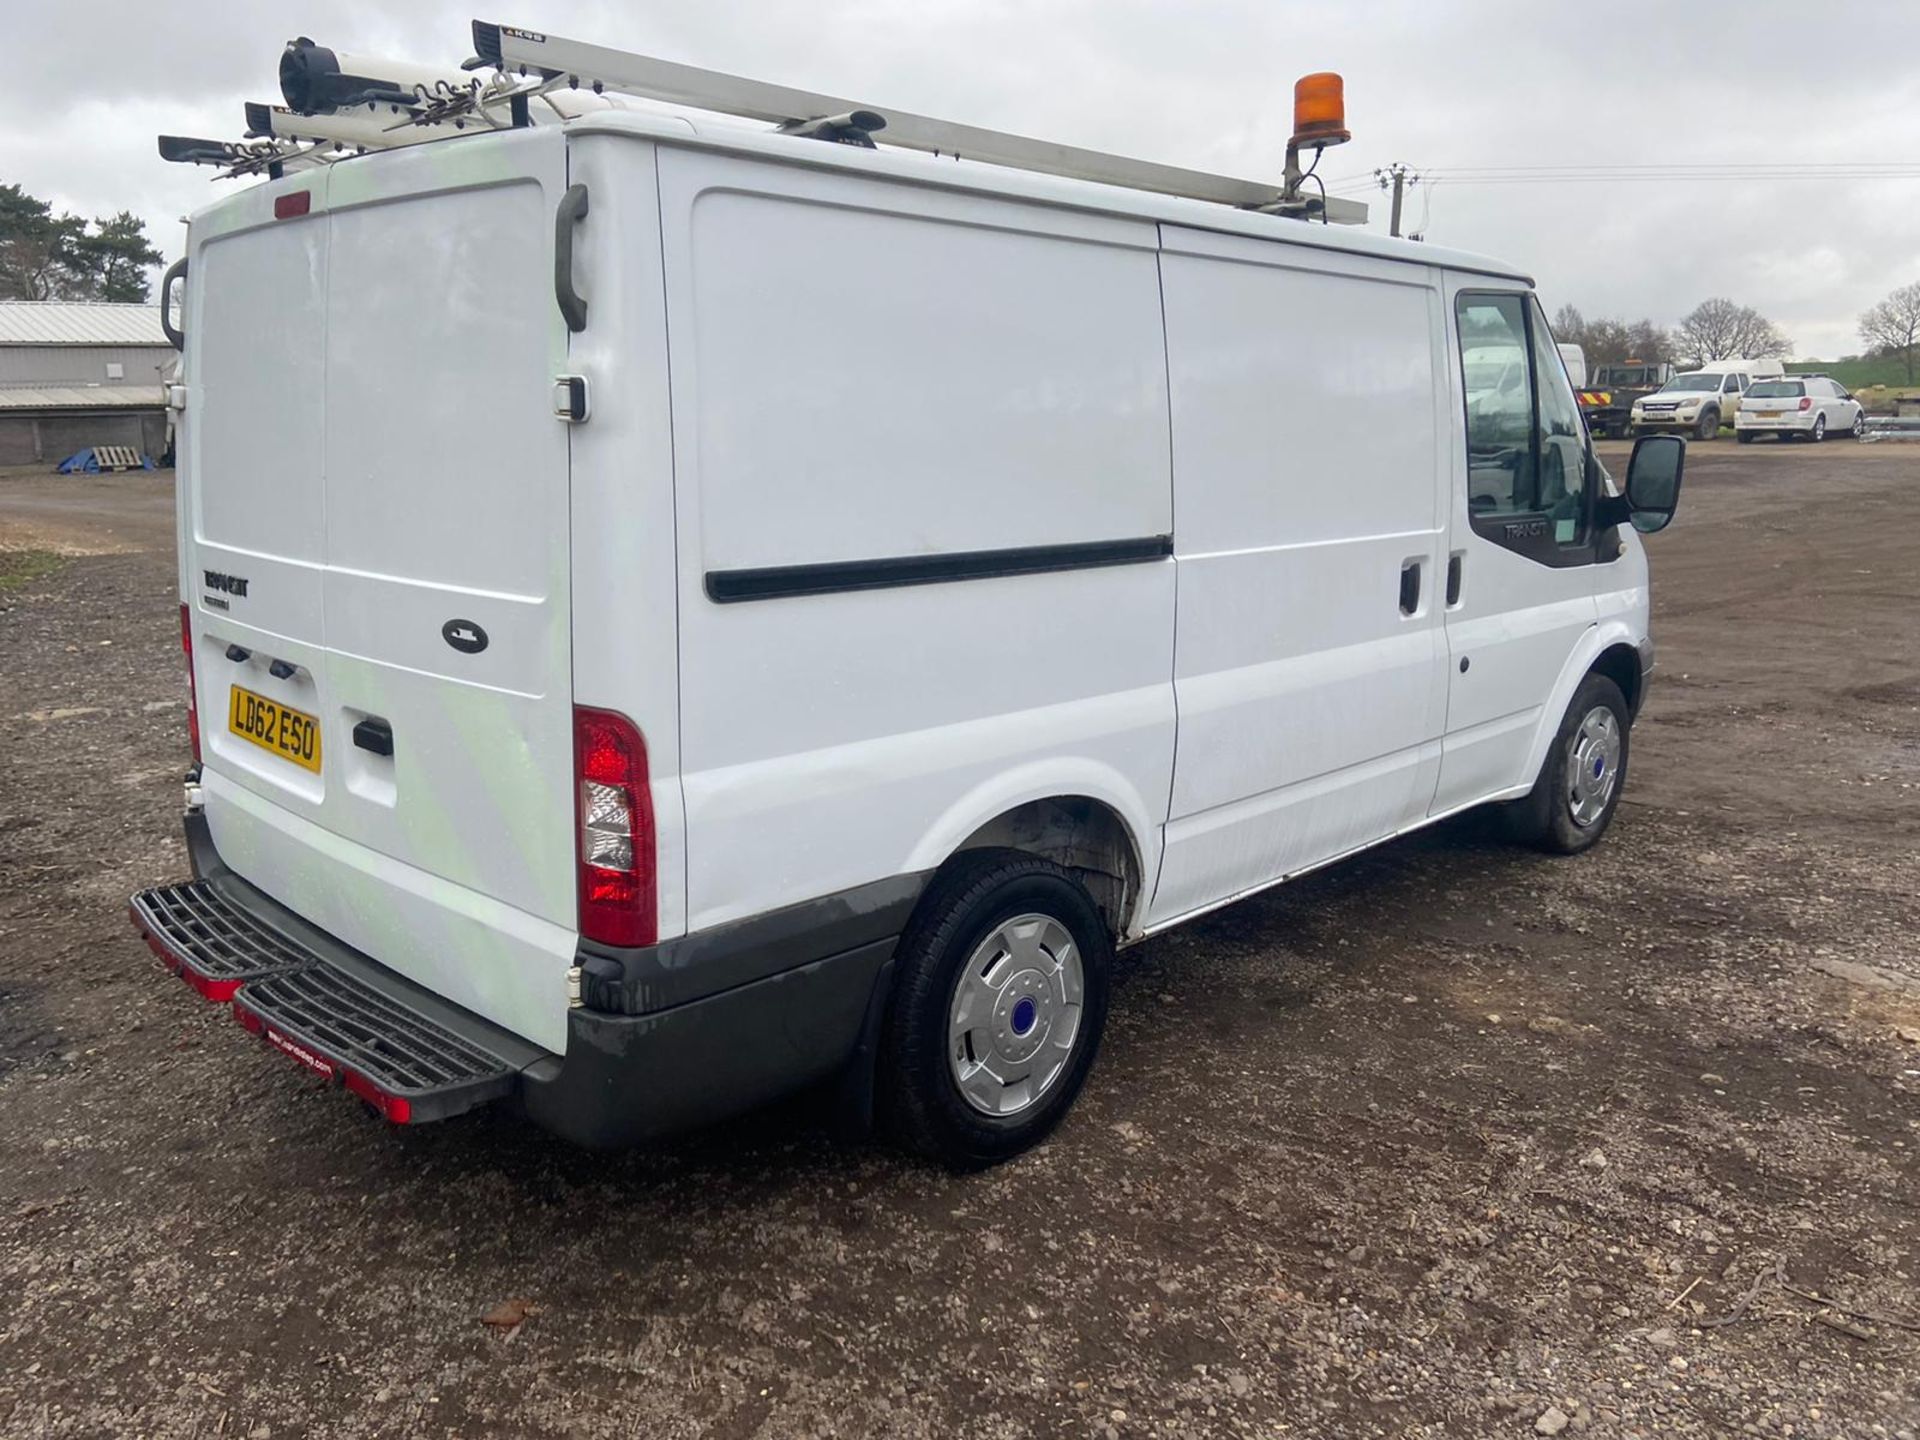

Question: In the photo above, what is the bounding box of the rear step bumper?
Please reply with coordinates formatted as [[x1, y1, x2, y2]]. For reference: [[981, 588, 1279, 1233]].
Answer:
[[128, 812, 898, 1145], [131, 877, 543, 1124]]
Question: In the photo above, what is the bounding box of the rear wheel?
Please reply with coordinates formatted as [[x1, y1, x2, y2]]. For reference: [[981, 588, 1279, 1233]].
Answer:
[[1810, 414, 1827, 443], [1736, 430, 1756, 445], [881, 850, 1111, 1167], [1696, 407, 1720, 441], [1500, 673, 1631, 855]]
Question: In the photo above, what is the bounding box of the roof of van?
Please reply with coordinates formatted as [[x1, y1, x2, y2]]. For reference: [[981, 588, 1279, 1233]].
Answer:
[[189, 106, 1530, 286], [569, 109, 1533, 283]]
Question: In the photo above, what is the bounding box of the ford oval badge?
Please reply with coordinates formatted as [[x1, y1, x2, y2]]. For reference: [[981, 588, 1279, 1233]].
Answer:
[[442, 619, 488, 654]]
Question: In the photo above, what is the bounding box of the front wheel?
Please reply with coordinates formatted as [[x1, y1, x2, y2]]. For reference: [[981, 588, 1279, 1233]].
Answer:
[[1696, 408, 1720, 441], [1851, 409, 1868, 439], [880, 851, 1111, 1167], [1500, 673, 1631, 855]]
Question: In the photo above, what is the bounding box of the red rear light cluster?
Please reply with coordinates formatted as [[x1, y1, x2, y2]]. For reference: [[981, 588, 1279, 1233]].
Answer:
[[179, 603, 202, 764], [273, 190, 312, 220], [1797, 396, 1813, 412], [573, 706, 657, 948]]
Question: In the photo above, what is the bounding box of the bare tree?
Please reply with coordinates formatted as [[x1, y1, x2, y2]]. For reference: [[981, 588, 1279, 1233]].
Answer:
[[1859, 282, 1920, 385], [1547, 305, 1672, 365], [1677, 297, 1792, 362], [1624, 319, 1673, 364]]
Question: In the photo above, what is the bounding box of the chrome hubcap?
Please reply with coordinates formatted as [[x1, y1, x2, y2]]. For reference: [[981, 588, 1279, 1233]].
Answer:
[[1567, 705, 1623, 828], [948, 913, 1083, 1117]]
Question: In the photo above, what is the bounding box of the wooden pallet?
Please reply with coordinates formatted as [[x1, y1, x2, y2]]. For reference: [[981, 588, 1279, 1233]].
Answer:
[[91, 446, 145, 472]]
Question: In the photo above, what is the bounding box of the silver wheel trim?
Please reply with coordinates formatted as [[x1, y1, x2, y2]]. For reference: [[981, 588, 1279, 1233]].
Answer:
[[1566, 704, 1623, 828], [947, 913, 1084, 1118], [1852, 410, 1866, 437]]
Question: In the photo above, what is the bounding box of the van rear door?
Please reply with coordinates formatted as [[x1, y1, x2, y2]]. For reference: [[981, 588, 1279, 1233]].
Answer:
[[183, 127, 579, 1050]]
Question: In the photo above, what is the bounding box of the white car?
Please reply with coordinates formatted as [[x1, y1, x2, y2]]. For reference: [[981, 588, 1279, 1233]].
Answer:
[[1631, 370, 1747, 440], [1734, 376, 1866, 443], [131, 27, 1688, 1166]]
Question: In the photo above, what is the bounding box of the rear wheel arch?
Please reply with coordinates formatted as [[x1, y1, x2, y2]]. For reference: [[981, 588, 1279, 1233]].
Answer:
[[937, 794, 1145, 943]]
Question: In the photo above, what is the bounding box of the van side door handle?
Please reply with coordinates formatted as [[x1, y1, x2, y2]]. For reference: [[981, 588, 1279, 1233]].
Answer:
[[1399, 559, 1422, 616], [1446, 552, 1463, 606], [554, 183, 589, 333]]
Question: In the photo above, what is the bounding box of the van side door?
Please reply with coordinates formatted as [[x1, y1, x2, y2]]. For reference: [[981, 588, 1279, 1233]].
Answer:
[[1149, 233, 1451, 925], [1431, 284, 1599, 815]]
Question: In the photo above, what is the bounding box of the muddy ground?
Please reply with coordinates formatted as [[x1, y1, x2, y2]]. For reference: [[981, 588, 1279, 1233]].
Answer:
[[1, 441, 1917, 1439]]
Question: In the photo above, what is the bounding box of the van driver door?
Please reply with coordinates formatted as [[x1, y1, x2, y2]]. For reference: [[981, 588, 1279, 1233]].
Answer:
[[1430, 285, 1599, 816]]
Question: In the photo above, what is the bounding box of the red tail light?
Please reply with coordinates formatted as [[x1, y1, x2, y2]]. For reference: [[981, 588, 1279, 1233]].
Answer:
[[573, 706, 656, 948], [1797, 396, 1813, 411], [180, 603, 202, 763]]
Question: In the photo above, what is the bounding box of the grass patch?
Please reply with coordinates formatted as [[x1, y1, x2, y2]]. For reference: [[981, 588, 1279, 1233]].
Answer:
[[1789, 357, 1918, 390], [0, 548, 65, 592]]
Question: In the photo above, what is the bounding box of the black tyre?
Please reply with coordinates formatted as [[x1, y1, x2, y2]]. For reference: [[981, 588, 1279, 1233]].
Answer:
[[1851, 408, 1867, 439], [1736, 430, 1756, 445], [1809, 414, 1827, 443], [1499, 673, 1632, 855], [1696, 407, 1719, 441], [880, 850, 1111, 1168]]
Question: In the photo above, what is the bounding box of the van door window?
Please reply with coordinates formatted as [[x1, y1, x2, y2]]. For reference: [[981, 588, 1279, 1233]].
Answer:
[[1723, 375, 1740, 394], [1456, 292, 1595, 564]]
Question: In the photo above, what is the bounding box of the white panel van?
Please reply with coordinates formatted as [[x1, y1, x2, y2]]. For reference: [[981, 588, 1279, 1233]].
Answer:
[[135, 103, 1687, 1166]]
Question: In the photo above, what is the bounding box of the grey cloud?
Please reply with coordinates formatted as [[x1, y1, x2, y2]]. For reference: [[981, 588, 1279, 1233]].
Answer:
[[5, 0, 1916, 356]]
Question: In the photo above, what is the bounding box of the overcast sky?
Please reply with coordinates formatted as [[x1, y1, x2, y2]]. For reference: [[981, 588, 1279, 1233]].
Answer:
[[9, 0, 1918, 358]]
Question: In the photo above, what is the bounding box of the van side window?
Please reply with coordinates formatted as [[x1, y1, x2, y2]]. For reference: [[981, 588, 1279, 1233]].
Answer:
[[1529, 303, 1589, 547], [1455, 292, 1595, 563], [1723, 375, 1740, 393], [1458, 295, 1537, 519]]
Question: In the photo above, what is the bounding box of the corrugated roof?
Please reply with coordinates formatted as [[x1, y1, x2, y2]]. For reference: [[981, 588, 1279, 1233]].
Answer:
[[0, 385, 167, 411], [0, 302, 170, 347]]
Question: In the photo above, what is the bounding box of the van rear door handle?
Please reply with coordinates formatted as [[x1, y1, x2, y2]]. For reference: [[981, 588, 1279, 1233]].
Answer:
[[1446, 552, 1464, 606]]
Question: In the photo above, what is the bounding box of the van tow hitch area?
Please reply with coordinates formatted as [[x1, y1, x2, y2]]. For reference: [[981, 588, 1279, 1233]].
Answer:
[[129, 880, 529, 1123]]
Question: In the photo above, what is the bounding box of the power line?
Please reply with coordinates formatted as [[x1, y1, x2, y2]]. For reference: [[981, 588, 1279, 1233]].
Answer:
[[1326, 163, 1920, 195]]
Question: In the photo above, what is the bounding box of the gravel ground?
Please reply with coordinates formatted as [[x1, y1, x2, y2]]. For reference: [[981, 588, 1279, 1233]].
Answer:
[[1, 440, 1917, 1439]]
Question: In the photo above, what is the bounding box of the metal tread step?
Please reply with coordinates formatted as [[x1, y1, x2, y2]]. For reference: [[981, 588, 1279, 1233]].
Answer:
[[129, 880, 312, 1000], [232, 964, 516, 1122], [130, 878, 529, 1124]]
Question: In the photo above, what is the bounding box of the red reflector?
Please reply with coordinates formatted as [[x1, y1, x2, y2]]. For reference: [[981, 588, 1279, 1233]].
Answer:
[[232, 1000, 264, 1035], [179, 968, 245, 1003], [573, 706, 657, 948], [344, 1071, 413, 1124], [180, 604, 201, 764], [273, 190, 312, 220]]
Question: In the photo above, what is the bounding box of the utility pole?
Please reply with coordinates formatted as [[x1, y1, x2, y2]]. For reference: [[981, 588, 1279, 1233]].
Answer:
[[1375, 163, 1418, 238]]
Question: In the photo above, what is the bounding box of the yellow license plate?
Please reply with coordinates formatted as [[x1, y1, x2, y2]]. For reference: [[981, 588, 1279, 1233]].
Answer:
[[227, 685, 323, 773]]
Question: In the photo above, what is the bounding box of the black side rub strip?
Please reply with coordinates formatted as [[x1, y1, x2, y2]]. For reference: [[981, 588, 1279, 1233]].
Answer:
[[706, 534, 1174, 604]]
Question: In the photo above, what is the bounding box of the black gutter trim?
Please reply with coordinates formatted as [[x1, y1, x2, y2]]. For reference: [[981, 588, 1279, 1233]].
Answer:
[[578, 871, 929, 1015], [705, 534, 1173, 604]]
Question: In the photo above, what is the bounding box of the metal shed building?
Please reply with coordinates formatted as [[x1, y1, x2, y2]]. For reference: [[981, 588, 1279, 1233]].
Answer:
[[0, 302, 174, 466]]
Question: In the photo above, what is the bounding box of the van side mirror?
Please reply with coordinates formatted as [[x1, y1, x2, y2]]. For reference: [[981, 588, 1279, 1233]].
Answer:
[[1623, 433, 1684, 533]]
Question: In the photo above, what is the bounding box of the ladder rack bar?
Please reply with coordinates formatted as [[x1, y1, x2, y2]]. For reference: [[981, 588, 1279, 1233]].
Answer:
[[474, 21, 1368, 223]]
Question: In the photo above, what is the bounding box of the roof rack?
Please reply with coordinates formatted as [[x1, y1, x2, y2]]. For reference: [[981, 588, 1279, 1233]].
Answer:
[[466, 21, 1366, 224], [155, 19, 1369, 225]]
